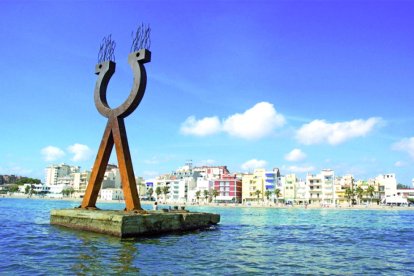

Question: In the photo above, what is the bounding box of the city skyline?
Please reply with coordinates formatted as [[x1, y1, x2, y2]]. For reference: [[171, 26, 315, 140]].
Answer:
[[0, 1, 413, 184]]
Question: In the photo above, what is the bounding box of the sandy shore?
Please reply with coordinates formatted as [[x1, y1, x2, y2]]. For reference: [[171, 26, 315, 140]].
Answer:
[[1, 193, 413, 211]]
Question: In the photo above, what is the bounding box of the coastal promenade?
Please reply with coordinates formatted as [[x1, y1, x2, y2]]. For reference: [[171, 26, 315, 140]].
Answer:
[[2, 193, 413, 211]]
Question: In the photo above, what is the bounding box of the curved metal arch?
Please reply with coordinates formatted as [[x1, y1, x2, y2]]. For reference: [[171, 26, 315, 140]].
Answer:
[[94, 49, 151, 118]]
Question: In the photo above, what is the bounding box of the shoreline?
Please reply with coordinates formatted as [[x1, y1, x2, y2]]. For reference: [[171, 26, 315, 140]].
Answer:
[[1, 193, 413, 211]]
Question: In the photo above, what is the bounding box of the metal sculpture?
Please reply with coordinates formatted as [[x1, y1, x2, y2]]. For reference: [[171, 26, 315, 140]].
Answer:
[[81, 28, 151, 211]]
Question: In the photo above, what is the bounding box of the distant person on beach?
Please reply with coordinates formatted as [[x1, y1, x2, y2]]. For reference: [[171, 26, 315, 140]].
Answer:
[[153, 201, 158, 211]]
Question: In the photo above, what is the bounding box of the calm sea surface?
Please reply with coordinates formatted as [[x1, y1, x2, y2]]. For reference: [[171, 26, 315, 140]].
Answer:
[[1, 198, 413, 275]]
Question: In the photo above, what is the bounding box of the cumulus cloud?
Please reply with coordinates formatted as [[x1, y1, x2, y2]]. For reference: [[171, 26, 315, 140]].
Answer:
[[241, 159, 267, 171], [285, 148, 307, 162], [392, 137, 414, 158], [296, 117, 382, 145], [222, 102, 286, 139], [180, 102, 286, 140], [41, 146, 65, 161], [285, 165, 316, 173], [67, 143, 93, 162], [180, 116, 221, 136]]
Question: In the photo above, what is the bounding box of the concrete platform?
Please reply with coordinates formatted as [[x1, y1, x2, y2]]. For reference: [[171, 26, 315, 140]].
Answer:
[[50, 209, 220, 238]]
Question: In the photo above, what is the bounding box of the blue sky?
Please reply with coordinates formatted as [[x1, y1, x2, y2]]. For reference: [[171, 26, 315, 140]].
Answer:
[[0, 0, 413, 185]]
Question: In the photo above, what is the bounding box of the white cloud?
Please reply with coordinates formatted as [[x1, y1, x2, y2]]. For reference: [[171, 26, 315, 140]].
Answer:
[[180, 102, 286, 140], [285, 148, 306, 162], [241, 159, 267, 171], [180, 116, 221, 136], [394, 161, 405, 167], [222, 102, 286, 139], [285, 165, 316, 173], [41, 146, 65, 161], [67, 144, 93, 162], [296, 117, 382, 145], [393, 137, 414, 158]]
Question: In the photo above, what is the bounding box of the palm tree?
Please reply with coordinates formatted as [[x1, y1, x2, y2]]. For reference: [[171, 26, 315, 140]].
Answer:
[[265, 190, 272, 202], [254, 190, 261, 202], [274, 188, 281, 204], [162, 186, 170, 202], [211, 189, 219, 203], [345, 187, 354, 206], [355, 186, 364, 205], [146, 187, 153, 200], [203, 190, 209, 203], [155, 186, 162, 201], [366, 185, 375, 205], [195, 190, 201, 203]]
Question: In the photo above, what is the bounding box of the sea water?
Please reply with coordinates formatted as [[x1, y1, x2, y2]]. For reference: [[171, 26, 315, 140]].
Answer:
[[0, 198, 413, 275]]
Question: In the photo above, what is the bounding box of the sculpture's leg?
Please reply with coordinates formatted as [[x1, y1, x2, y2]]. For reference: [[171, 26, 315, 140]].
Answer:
[[112, 116, 143, 211], [81, 120, 114, 209]]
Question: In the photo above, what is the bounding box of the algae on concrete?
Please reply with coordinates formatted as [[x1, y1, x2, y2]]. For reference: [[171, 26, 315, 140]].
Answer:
[[50, 209, 220, 238]]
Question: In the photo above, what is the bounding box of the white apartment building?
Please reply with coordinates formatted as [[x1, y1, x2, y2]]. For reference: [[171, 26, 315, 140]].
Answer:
[[307, 169, 335, 205], [292, 179, 309, 205], [73, 171, 91, 193], [101, 188, 124, 201], [45, 164, 80, 186], [283, 174, 296, 204], [376, 173, 397, 200], [187, 178, 214, 203], [193, 165, 230, 180]]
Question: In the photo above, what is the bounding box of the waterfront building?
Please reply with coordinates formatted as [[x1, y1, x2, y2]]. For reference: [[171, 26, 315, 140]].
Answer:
[[149, 163, 201, 203], [264, 168, 281, 202], [375, 173, 397, 201], [48, 184, 68, 198], [335, 174, 354, 205], [306, 169, 335, 205], [45, 164, 80, 186], [241, 173, 255, 203], [73, 171, 91, 194], [193, 165, 230, 180], [354, 180, 374, 204], [101, 188, 124, 201], [295, 179, 309, 205], [396, 188, 414, 202], [307, 173, 322, 204], [187, 178, 214, 203], [102, 165, 121, 189], [214, 174, 242, 203], [242, 169, 265, 202], [136, 176, 147, 197], [282, 174, 297, 204]]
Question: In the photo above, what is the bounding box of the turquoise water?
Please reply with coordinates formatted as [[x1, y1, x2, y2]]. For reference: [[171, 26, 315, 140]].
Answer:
[[1, 198, 413, 275]]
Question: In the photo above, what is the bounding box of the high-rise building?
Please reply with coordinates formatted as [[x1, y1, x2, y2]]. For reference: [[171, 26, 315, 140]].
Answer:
[[45, 164, 80, 186]]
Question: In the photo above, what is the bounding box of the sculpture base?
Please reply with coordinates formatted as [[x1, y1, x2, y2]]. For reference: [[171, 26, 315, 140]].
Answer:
[[50, 209, 220, 238]]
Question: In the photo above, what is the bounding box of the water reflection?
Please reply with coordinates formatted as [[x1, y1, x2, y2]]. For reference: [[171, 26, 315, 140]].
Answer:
[[65, 229, 140, 274]]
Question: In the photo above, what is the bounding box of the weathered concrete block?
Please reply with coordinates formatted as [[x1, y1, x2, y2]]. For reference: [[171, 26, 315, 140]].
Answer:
[[50, 209, 220, 238]]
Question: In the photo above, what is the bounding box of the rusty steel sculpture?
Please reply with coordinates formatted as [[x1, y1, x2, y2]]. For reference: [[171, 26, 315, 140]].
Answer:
[[81, 26, 151, 211]]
